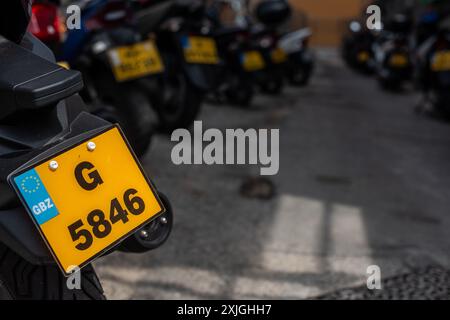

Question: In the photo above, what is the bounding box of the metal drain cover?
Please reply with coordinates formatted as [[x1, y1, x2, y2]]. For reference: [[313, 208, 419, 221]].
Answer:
[[316, 266, 450, 300]]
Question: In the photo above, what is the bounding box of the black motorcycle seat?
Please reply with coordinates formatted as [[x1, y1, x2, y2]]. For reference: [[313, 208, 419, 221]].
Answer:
[[0, 35, 83, 120]]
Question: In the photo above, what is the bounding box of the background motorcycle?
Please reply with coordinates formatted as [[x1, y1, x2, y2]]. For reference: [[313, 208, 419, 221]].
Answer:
[[415, 17, 450, 117], [135, 0, 221, 132], [58, 0, 161, 156], [246, 0, 292, 95], [341, 20, 376, 74], [279, 26, 314, 86], [209, 26, 254, 106], [373, 14, 413, 90], [0, 0, 172, 299]]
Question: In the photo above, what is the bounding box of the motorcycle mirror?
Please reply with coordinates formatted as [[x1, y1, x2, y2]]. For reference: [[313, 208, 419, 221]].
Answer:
[[0, 36, 83, 119]]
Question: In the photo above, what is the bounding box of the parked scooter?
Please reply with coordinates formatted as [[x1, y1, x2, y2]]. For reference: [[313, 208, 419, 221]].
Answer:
[[248, 24, 286, 94], [279, 27, 314, 86], [248, 0, 292, 95], [204, 0, 259, 107], [341, 20, 376, 74], [134, 0, 221, 132], [415, 16, 450, 116], [51, 0, 162, 156], [210, 24, 256, 106], [373, 14, 413, 90], [0, 0, 172, 299]]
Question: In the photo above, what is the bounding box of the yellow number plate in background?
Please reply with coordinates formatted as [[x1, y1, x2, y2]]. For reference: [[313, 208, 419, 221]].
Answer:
[[389, 54, 408, 67], [182, 36, 219, 64], [10, 126, 164, 275], [271, 47, 287, 64], [357, 51, 370, 62], [241, 51, 266, 72], [108, 40, 164, 82], [431, 51, 450, 72]]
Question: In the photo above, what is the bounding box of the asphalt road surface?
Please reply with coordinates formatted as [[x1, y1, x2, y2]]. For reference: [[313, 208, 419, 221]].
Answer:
[[95, 49, 450, 299]]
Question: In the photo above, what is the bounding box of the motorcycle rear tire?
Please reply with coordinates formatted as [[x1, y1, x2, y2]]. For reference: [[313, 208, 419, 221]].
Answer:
[[156, 73, 203, 133], [0, 243, 105, 300], [225, 78, 254, 107], [260, 73, 284, 95], [288, 65, 312, 86], [109, 87, 154, 157]]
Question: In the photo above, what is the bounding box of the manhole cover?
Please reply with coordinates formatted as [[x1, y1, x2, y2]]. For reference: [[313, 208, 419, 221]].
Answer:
[[315, 266, 450, 300]]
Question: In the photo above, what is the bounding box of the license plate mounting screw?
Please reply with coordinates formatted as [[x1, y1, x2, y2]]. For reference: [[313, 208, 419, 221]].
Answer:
[[49, 160, 59, 171], [139, 230, 149, 239], [87, 141, 96, 152]]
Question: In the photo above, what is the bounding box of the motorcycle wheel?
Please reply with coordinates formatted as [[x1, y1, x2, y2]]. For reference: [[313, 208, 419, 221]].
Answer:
[[288, 65, 312, 86], [0, 243, 105, 300], [225, 78, 254, 107], [260, 73, 284, 95], [378, 76, 401, 91], [107, 86, 154, 157], [156, 72, 203, 133]]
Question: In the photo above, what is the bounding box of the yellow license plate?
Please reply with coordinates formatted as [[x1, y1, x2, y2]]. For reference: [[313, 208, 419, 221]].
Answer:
[[10, 126, 164, 275], [241, 51, 266, 71], [357, 51, 370, 62], [271, 47, 287, 64], [182, 36, 219, 64], [389, 54, 408, 67], [431, 51, 450, 72], [108, 40, 164, 82]]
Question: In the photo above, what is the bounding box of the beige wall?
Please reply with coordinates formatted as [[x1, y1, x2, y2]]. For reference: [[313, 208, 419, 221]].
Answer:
[[289, 0, 369, 47]]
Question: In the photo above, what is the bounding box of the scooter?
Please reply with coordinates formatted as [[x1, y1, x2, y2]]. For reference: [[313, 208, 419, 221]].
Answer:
[[341, 20, 376, 74], [415, 17, 450, 117], [248, 24, 286, 95], [279, 27, 314, 86], [373, 14, 413, 90], [56, 0, 163, 156], [134, 0, 221, 132], [245, 0, 293, 95], [211, 25, 257, 107], [0, 0, 172, 300]]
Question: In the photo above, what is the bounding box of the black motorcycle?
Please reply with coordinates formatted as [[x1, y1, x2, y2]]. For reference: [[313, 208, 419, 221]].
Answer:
[[373, 14, 413, 90], [0, 0, 172, 299], [245, 0, 293, 95], [207, 16, 256, 107], [279, 27, 314, 86], [135, 0, 221, 132], [416, 21, 450, 116], [341, 20, 376, 74], [247, 24, 286, 95], [59, 0, 163, 156]]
